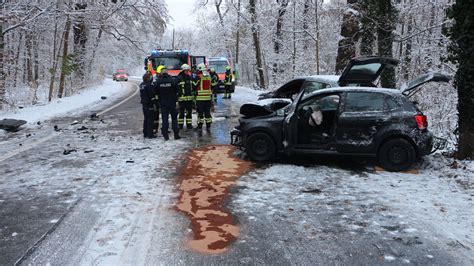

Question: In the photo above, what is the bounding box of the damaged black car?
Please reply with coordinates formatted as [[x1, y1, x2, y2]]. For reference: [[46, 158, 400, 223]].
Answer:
[[231, 57, 450, 171]]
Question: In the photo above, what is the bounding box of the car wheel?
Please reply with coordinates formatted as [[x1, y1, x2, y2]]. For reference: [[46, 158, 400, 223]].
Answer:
[[246, 132, 276, 162], [378, 139, 416, 172]]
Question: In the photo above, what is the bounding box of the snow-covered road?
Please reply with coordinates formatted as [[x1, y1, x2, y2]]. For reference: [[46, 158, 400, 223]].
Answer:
[[0, 80, 473, 265]]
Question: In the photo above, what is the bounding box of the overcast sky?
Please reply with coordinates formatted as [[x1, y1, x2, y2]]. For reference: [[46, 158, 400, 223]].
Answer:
[[166, 0, 197, 29]]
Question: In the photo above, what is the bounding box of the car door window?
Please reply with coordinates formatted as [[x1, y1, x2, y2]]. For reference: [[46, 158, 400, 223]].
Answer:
[[301, 81, 330, 95], [345, 92, 384, 112], [298, 94, 340, 114]]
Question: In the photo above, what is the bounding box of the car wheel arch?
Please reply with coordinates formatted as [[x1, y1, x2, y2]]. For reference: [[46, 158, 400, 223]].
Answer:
[[247, 127, 281, 147], [377, 134, 419, 159], [245, 131, 277, 161]]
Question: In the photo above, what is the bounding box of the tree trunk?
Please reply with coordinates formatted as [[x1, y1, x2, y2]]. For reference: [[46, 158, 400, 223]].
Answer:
[[359, 0, 376, 56], [403, 16, 413, 81], [292, 1, 296, 77], [13, 33, 22, 88], [58, 17, 72, 98], [446, 0, 474, 159], [303, 0, 310, 51], [0, 25, 5, 109], [88, 26, 103, 75], [249, 0, 265, 89], [314, 0, 320, 74], [73, 3, 87, 82], [335, 0, 360, 73], [376, 0, 396, 88], [215, 0, 224, 27], [26, 31, 33, 85], [273, 0, 288, 77], [235, 0, 241, 65]]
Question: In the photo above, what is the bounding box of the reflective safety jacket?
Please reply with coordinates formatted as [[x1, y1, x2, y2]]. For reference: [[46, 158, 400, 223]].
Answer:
[[224, 71, 233, 86], [177, 72, 194, 101], [210, 72, 219, 87], [194, 74, 212, 101]]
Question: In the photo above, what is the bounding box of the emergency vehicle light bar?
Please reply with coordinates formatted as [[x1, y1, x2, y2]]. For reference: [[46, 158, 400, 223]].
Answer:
[[150, 49, 189, 57]]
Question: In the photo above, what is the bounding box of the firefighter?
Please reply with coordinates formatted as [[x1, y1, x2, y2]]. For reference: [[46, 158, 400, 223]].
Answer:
[[223, 66, 233, 99], [154, 65, 181, 140], [177, 64, 194, 129], [193, 63, 213, 131], [209, 68, 219, 102], [140, 71, 158, 139]]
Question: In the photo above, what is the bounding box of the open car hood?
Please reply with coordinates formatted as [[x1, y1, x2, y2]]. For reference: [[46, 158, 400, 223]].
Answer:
[[400, 72, 451, 97], [240, 99, 292, 118], [338, 56, 399, 86]]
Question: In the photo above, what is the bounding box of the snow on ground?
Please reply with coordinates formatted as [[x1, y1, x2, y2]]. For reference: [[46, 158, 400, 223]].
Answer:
[[0, 79, 132, 126], [232, 155, 474, 262]]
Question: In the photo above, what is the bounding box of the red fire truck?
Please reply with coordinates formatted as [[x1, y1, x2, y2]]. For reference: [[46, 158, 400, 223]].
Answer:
[[144, 49, 207, 76]]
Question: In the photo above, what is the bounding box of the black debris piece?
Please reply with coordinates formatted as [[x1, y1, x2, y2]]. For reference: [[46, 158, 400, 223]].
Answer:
[[136, 192, 142, 196], [101, 96, 107, 100], [126, 160, 135, 163], [54, 125, 60, 132], [77, 126, 88, 131], [301, 188, 322, 194], [0, 119, 27, 132], [90, 113, 99, 120], [132, 147, 152, 151], [63, 149, 77, 155], [36, 121, 41, 125], [84, 150, 94, 153], [26, 134, 31, 138]]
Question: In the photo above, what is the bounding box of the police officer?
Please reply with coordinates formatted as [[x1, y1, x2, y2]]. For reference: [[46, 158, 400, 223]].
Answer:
[[177, 64, 194, 129], [223, 66, 233, 99], [140, 72, 158, 139], [209, 68, 219, 102], [193, 63, 213, 131], [154, 65, 181, 140]]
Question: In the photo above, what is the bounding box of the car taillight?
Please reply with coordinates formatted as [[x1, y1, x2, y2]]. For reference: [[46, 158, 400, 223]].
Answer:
[[415, 114, 428, 130]]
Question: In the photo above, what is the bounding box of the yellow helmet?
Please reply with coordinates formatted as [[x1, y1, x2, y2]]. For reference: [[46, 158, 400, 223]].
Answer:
[[156, 65, 166, 74]]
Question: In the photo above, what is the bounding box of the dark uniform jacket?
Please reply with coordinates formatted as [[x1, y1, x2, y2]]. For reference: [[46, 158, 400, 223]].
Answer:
[[140, 80, 158, 108], [210, 72, 219, 86], [154, 73, 178, 107], [177, 72, 194, 101]]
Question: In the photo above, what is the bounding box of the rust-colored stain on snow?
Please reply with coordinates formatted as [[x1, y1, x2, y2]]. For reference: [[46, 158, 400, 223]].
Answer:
[[175, 145, 252, 254]]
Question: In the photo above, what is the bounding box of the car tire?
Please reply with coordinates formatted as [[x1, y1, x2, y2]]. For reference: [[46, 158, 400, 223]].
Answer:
[[246, 132, 276, 162], [378, 138, 416, 172]]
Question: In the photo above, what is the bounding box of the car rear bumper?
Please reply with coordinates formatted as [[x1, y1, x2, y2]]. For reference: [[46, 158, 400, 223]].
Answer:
[[416, 131, 434, 156]]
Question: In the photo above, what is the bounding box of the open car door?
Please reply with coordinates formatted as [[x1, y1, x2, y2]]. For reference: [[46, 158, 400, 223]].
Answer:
[[400, 72, 451, 97], [338, 56, 399, 87], [282, 89, 306, 152]]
